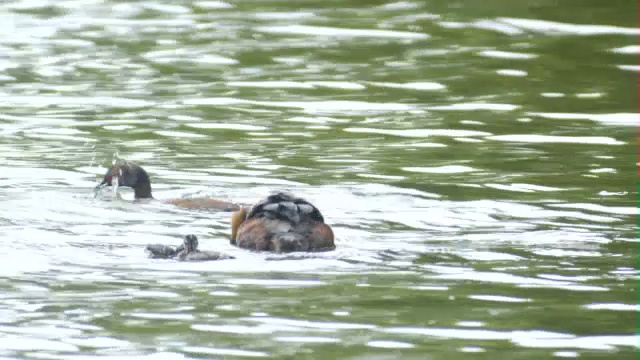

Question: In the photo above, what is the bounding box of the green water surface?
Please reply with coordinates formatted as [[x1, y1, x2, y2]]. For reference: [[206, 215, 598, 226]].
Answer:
[[0, 1, 637, 359]]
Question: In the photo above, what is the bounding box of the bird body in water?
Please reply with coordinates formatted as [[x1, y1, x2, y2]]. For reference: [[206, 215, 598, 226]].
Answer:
[[231, 192, 335, 253], [96, 162, 336, 255], [95, 160, 240, 211], [146, 235, 234, 261]]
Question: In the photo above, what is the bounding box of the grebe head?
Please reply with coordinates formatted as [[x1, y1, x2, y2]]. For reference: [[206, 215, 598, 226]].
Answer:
[[95, 160, 152, 199]]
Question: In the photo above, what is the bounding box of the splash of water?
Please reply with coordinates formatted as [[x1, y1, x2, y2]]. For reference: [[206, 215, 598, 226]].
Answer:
[[112, 169, 120, 196]]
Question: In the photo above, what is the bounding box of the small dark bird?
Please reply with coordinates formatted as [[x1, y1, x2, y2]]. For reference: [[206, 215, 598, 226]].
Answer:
[[230, 192, 335, 253], [145, 243, 180, 259], [146, 235, 234, 261], [95, 160, 240, 211]]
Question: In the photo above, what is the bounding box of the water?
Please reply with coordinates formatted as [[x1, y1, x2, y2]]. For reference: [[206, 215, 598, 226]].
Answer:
[[0, 0, 637, 359]]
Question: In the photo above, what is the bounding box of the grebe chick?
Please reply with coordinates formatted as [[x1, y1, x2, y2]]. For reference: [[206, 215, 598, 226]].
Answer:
[[146, 235, 234, 261], [176, 234, 234, 261]]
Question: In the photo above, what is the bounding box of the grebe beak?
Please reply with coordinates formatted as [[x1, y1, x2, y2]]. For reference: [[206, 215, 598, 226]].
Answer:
[[93, 180, 108, 197]]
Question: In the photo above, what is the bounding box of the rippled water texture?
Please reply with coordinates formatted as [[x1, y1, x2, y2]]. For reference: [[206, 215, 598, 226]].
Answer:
[[0, 0, 637, 359]]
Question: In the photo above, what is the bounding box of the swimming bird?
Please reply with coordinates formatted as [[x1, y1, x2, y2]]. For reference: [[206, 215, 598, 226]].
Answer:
[[177, 234, 234, 261], [230, 192, 335, 253], [94, 160, 240, 211], [146, 235, 234, 261]]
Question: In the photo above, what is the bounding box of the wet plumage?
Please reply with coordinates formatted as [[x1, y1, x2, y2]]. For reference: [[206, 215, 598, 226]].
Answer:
[[231, 192, 335, 253], [95, 160, 240, 211], [146, 235, 234, 262]]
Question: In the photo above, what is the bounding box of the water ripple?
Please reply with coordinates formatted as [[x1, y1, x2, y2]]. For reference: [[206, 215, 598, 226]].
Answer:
[[0, 0, 635, 359], [255, 24, 429, 40]]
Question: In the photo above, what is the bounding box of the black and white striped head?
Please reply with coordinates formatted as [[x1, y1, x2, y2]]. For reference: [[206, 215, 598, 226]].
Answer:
[[183, 235, 199, 252], [247, 192, 324, 224]]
